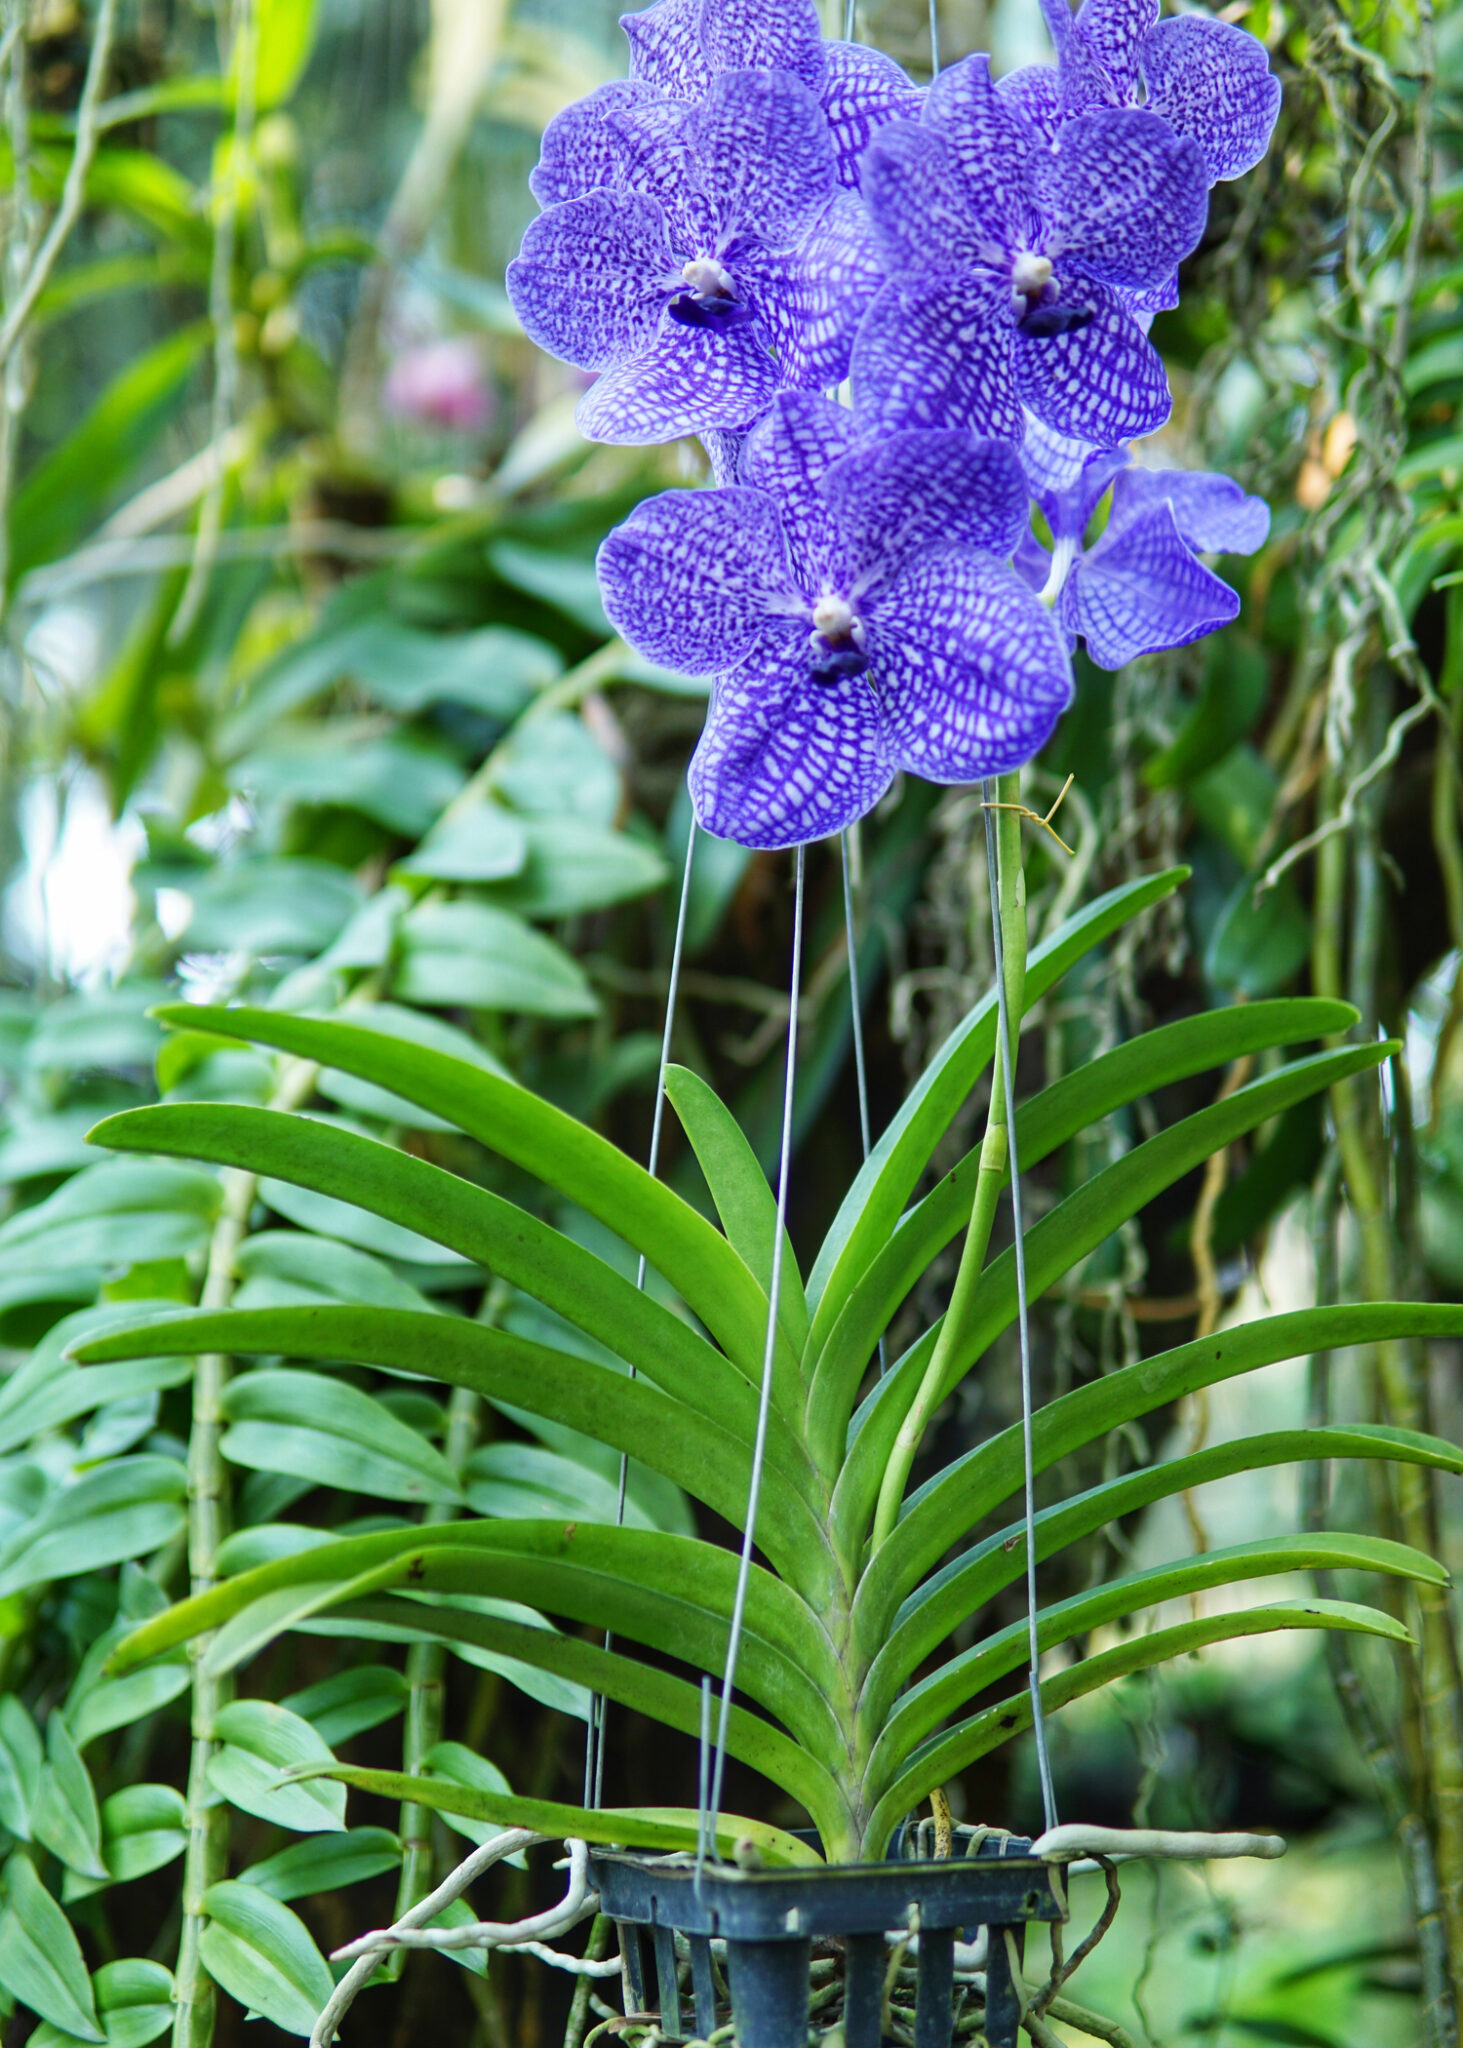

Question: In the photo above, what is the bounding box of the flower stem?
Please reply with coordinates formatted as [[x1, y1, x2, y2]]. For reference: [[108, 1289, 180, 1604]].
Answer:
[[870, 775, 1027, 1552], [172, 1055, 319, 2048]]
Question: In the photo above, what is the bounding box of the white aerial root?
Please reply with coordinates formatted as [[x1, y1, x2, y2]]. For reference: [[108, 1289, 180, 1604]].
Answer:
[[312, 1830, 606, 2048], [1029, 1824, 1286, 1866]]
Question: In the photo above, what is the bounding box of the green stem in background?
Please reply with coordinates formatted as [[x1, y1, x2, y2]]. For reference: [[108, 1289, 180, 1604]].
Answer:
[[173, 1056, 319, 2048], [1313, 746, 1463, 2015], [389, 1377, 484, 1971], [870, 774, 1026, 1552]]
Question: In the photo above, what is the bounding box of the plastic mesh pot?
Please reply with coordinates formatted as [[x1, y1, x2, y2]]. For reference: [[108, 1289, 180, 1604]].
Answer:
[[590, 1835, 1065, 2048]]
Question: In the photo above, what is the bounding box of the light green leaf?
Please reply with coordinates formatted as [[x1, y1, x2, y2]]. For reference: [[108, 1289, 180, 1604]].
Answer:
[[181, 859, 363, 958], [664, 1064, 809, 1350], [0, 1160, 219, 1278], [477, 820, 668, 919], [0, 1300, 198, 1458], [256, 1171, 474, 1268], [199, 1882, 333, 2036], [206, 1701, 347, 1834], [463, 1443, 662, 1530], [394, 804, 528, 884], [418, 1742, 513, 1847], [395, 901, 599, 1018], [280, 1667, 409, 1746], [0, 1457, 187, 1600], [231, 726, 466, 838], [237, 1828, 401, 1902], [30, 1959, 174, 2048], [220, 1368, 462, 1505], [491, 711, 621, 825], [0, 1702, 40, 1840], [0, 1854, 103, 2041], [310, 1770, 821, 1867], [23, 987, 168, 1076], [32, 1719, 106, 1881], [486, 547, 610, 638], [232, 1232, 436, 1314], [249, 0, 318, 105], [63, 1785, 186, 1900]]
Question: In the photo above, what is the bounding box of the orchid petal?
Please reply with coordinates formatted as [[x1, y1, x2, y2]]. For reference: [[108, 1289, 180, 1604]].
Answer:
[[1073, 0, 1158, 99], [822, 40, 924, 190], [597, 486, 792, 675], [740, 392, 854, 585], [750, 190, 884, 391], [699, 0, 825, 90], [852, 279, 1022, 440], [531, 81, 661, 206], [690, 624, 894, 849], [1073, 500, 1240, 666], [1112, 467, 1271, 554], [691, 68, 836, 249], [862, 121, 981, 283], [867, 550, 1072, 782], [922, 52, 1037, 246], [1014, 270, 1170, 445], [997, 64, 1061, 146], [576, 315, 780, 443], [622, 0, 708, 97], [1036, 108, 1208, 289], [822, 434, 1030, 592], [1142, 15, 1282, 184], [507, 193, 674, 371]]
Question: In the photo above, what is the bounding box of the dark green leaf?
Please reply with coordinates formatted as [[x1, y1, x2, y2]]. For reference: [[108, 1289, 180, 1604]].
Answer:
[[237, 1829, 401, 1902]]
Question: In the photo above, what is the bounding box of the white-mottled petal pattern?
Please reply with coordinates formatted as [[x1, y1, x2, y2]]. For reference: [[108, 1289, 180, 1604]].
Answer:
[[689, 623, 894, 849], [691, 68, 836, 249], [867, 550, 1072, 782], [531, 82, 659, 206], [621, 0, 707, 96], [1142, 15, 1282, 184], [922, 53, 1036, 246], [699, 0, 825, 90], [1014, 270, 1170, 445], [751, 192, 884, 391], [862, 122, 980, 283], [740, 393, 854, 585], [1073, 500, 1239, 667], [1074, 0, 1158, 98], [576, 316, 780, 443], [852, 279, 1023, 440], [507, 194, 674, 371], [821, 40, 924, 190], [997, 65, 1061, 145], [1113, 467, 1271, 554], [597, 485, 792, 675], [823, 433, 1029, 592], [1036, 108, 1208, 289]]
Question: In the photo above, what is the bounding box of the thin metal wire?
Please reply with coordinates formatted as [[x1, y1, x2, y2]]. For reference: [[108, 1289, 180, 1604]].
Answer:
[[843, 0, 855, 36], [586, 822, 699, 1809], [982, 783, 1059, 1836], [842, 828, 887, 1376], [702, 844, 806, 1873], [929, 0, 940, 76], [696, 1675, 713, 1879]]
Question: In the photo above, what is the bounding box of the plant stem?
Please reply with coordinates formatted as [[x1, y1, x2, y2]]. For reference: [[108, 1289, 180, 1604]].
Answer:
[[173, 1055, 319, 2048], [871, 775, 1026, 1551], [1313, 750, 1463, 2011], [390, 1379, 484, 1968]]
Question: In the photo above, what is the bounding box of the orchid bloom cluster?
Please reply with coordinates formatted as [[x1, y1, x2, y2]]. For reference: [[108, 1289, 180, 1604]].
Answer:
[[507, 0, 1280, 851]]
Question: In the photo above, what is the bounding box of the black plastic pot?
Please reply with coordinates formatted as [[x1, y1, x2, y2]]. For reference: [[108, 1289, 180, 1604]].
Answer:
[[590, 1835, 1065, 2048]]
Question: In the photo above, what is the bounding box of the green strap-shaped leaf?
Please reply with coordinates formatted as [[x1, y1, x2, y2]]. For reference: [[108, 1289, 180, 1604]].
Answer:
[[74, 1309, 834, 1599], [328, 1595, 850, 1846], [332, 1546, 842, 1758], [864, 1598, 1411, 1855], [806, 868, 1187, 1338], [865, 1422, 1463, 1719], [805, 998, 1355, 1462], [85, 1105, 812, 1498], [147, 1006, 801, 1406], [867, 1532, 1445, 1790], [835, 1042, 1394, 1573], [303, 1770, 822, 1867], [851, 1303, 1463, 1662], [664, 1064, 810, 1353], [198, 1882, 332, 2038], [0, 1853, 104, 2041]]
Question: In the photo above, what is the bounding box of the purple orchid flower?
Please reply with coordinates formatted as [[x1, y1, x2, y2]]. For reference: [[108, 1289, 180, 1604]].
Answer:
[[1003, 0, 1281, 187], [854, 52, 1209, 448], [616, 0, 924, 191], [1017, 446, 1270, 668], [508, 68, 882, 444], [596, 393, 1071, 850]]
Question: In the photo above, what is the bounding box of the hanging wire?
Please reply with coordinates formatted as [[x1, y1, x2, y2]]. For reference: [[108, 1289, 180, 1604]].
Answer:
[[982, 784, 1058, 1836], [702, 843, 806, 1874], [843, 0, 855, 36], [585, 822, 699, 1808], [842, 828, 887, 1376], [929, 0, 940, 77]]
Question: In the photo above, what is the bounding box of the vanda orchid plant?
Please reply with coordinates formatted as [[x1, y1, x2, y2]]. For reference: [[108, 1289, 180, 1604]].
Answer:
[[68, 0, 1461, 1924]]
